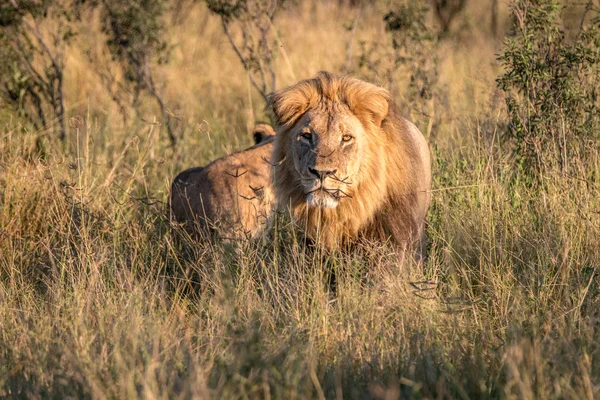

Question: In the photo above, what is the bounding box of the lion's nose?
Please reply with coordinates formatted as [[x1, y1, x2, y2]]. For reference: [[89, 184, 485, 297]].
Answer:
[[308, 168, 337, 180]]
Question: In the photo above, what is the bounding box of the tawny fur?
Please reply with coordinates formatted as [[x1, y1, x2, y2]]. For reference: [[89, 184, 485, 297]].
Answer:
[[170, 124, 275, 239], [268, 72, 431, 260]]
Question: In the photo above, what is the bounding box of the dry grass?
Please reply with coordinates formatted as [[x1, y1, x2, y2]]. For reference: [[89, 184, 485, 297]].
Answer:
[[1, 1, 599, 398]]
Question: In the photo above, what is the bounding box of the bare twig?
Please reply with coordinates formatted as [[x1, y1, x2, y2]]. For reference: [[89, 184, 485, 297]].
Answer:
[[261, 155, 286, 167], [222, 19, 269, 102], [225, 168, 248, 178]]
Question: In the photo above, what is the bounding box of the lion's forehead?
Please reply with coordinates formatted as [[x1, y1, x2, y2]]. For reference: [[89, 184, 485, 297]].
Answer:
[[303, 109, 363, 136]]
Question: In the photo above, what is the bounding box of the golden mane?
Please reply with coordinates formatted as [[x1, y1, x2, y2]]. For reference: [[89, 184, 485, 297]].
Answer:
[[269, 72, 431, 259], [269, 71, 390, 129]]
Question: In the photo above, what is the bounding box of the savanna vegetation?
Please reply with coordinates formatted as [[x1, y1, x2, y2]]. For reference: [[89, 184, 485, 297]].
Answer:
[[0, 0, 599, 398]]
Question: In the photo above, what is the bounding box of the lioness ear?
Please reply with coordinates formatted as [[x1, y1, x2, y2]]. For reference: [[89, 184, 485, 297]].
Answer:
[[253, 131, 265, 145], [267, 84, 315, 128], [252, 124, 275, 144]]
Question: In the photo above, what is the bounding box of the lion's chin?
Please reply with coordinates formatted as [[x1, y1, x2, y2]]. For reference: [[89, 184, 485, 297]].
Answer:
[[306, 192, 339, 209]]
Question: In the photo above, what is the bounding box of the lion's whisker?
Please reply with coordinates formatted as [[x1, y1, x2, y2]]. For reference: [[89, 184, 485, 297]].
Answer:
[[323, 187, 353, 199], [304, 186, 352, 201], [330, 174, 352, 185]]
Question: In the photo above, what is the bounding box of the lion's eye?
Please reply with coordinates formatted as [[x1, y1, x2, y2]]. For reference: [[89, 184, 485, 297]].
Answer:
[[342, 134, 353, 143], [300, 132, 313, 142]]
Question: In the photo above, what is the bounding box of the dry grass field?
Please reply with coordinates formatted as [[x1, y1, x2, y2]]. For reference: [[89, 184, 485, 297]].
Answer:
[[0, 0, 599, 398]]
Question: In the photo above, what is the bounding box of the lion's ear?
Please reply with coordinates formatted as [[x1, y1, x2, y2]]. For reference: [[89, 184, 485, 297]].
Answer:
[[351, 89, 389, 128], [267, 84, 315, 127], [252, 124, 275, 144]]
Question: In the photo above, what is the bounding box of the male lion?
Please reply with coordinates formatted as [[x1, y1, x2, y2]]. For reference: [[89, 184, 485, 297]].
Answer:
[[170, 124, 275, 239], [268, 72, 431, 260]]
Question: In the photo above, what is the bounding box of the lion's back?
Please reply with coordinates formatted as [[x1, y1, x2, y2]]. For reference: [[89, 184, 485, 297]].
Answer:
[[170, 139, 274, 239]]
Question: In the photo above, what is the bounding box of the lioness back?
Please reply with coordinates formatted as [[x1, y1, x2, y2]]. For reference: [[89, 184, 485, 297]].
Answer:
[[268, 72, 431, 261], [170, 125, 275, 239]]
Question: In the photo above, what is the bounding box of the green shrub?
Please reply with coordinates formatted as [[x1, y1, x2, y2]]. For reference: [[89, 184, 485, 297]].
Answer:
[[497, 0, 600, 179], [101, 0, 177, 145], [0, 0, 81, 142]]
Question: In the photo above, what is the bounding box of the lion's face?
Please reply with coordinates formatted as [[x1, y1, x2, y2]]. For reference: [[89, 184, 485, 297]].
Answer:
[[269, 72, 431, 255], [288, 107, 367, 209]]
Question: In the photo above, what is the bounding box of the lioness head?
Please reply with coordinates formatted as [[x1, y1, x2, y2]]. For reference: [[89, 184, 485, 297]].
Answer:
[[269, 71, 389, 210]]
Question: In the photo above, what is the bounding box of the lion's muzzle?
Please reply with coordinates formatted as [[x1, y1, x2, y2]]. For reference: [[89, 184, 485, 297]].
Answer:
[[306, 189, 339, 209], [303, 174, 345, 209]]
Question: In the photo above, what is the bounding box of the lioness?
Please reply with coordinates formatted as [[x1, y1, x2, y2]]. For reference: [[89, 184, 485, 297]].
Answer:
[[268, 72, 431, 261], [170, 124, 275, 239]]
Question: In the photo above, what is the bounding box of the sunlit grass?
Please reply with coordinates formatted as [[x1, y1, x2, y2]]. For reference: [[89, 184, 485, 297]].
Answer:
[[0, 1, 598, 399]]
